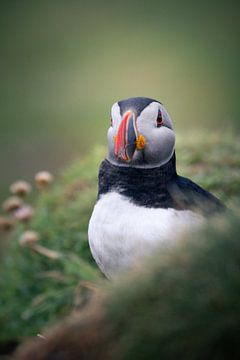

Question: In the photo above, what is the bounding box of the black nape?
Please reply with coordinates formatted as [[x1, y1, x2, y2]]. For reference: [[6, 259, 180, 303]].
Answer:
[[118, 97, 161, 117]]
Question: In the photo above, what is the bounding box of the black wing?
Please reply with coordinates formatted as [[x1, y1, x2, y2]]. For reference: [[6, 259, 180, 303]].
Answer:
[[167, 175, 226, 216]]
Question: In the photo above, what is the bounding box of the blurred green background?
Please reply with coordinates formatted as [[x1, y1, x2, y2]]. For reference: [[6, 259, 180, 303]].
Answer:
[[0, 0, 239, 201]]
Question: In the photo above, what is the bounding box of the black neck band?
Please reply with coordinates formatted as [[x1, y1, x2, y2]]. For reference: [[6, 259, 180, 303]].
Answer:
[[98, 153, 177, 208]]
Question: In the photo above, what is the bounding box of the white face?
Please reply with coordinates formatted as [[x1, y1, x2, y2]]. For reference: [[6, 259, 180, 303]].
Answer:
[[107, 100, 175, 168]]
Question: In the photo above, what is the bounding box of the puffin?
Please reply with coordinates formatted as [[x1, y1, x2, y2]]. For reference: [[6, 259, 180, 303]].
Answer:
[[88, 97, 225, 279]]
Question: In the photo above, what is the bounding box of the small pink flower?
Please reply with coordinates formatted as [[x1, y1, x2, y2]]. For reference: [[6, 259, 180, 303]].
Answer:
[[10, 180, 32, 197], [19, 230, 40, 246], [13, 205, 34, 222], [35, 171, 54, 189], [2, 196, 23, 212]]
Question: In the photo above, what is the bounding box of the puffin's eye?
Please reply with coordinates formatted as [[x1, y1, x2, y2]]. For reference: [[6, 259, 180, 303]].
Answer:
[[156, 110, 163, 127]]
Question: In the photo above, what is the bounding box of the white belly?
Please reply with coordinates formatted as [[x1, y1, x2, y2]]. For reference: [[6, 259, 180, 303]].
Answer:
[[88, 192, 204, 279]]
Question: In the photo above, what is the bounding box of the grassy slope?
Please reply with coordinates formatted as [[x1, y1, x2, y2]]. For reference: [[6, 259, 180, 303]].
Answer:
[[0, 130, 239, 343]]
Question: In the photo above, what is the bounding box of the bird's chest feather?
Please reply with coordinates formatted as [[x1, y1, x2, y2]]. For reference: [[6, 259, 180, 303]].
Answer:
[[88, 192, 204, 278]]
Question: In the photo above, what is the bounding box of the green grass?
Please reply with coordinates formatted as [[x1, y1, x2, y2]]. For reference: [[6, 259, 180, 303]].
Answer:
[[0, 130, 239, 344], [0, 146, 105, 342]]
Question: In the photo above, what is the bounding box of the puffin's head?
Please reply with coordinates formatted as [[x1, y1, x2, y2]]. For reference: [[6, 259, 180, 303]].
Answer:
[[107, 97, 175, 168]]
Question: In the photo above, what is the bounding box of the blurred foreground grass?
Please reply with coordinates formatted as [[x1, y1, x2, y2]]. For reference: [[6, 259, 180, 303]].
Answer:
[[0, 129, 239, 347]]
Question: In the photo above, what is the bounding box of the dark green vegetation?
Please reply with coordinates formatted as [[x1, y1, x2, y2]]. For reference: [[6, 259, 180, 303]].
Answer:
[[0, 129, 239, 352]]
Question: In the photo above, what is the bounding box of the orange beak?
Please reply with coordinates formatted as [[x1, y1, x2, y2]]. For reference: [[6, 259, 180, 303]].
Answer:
[[114, 111, 137, 162]]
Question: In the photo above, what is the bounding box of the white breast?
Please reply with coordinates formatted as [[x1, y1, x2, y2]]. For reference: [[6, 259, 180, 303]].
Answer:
[[88, 192, 204, 279]]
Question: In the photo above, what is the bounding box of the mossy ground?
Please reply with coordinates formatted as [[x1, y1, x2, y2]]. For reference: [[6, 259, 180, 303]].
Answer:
[[0, 130, 239, 347]]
